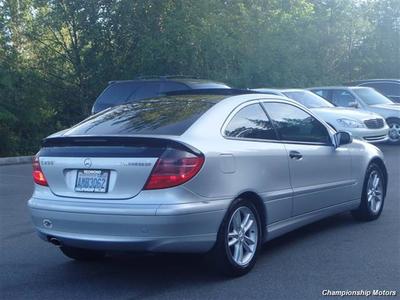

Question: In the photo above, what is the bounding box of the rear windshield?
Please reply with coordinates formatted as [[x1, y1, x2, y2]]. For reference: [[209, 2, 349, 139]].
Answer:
[[66, 95, 225, 136]]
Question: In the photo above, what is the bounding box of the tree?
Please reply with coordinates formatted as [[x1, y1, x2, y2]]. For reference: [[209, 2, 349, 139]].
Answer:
[[0, 0, 399, 156]]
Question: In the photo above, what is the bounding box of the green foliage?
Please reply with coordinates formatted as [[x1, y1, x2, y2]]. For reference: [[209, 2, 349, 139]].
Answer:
[[0, 0, 399, 156]]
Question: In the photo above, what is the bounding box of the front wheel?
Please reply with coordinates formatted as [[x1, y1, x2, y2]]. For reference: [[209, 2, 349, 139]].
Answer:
[[387, 119, 400, 144], [351, 163, 386, 221], [210, 198, 261, 277]]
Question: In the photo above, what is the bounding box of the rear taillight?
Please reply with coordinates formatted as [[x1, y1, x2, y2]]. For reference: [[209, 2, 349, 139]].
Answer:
[[144, 148, 204, 190], [32, 155, 48, 186]]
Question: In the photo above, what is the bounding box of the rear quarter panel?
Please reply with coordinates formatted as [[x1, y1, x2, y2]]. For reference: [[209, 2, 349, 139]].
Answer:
[[179, 95, 296, 224], [182, 136, 293, 225]]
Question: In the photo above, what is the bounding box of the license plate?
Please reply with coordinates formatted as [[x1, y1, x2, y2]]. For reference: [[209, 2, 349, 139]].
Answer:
[[75, 170, 110, 193]]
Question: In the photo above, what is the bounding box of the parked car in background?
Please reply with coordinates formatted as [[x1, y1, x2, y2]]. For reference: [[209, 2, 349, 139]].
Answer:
[[253, 88, 389, 144], [309, 87, 400, 144], [91, 76, 231, 114], [345, 79, 400, 103], [29, 92, 387, 276]]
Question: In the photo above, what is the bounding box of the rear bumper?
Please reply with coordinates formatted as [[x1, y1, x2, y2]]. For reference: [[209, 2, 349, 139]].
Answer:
[[28, 197, 229, 253]]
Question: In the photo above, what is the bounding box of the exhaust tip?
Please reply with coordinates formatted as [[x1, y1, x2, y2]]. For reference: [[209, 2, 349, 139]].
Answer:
[[48, 237, 62, 247]]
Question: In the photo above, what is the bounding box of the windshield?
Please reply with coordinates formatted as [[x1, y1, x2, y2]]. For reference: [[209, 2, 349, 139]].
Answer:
[[353, 88, 394, 105], [283, 91, 334, 108]]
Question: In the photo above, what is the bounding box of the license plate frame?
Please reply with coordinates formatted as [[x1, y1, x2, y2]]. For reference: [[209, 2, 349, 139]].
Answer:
[[74, 169, 110, 193]]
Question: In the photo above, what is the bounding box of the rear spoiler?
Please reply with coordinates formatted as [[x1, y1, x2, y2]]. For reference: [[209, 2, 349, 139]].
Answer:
[[41, 136, 202, 156]]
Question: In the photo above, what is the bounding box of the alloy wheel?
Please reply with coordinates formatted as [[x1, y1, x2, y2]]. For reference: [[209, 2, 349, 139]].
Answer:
[[227, 206, 258, 266], [388, 122, 400, 143], [367, 170, 383, 214]]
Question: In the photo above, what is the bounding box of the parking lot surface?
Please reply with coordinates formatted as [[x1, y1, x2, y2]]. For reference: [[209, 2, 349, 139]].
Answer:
[[1, 145, 399, 299]]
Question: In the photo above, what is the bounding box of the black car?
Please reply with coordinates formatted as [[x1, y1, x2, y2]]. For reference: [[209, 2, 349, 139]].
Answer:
[[91, 76, 231, 114], [345, 79, 400, 103]]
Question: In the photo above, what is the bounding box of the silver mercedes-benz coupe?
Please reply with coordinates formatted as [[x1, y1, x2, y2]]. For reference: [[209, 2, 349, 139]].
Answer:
[[28, 93, 388, 276]]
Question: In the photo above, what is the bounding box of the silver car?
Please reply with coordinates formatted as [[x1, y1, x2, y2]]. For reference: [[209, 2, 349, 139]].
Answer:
[[28, 93, 388, 276], [309, 86, 400, 144], [253, 88, 389, 143]]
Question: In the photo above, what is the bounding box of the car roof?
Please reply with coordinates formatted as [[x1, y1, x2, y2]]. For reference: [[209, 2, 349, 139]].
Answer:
[[125, 92, 294, 108], [218, 93, 295, 105], [348, 79, 400, 84], [279, 88, 310, 93], [134, 92, 291, 105], [183, 93, 319, 140], [107, 78, 230, 88], [308, 86, 370, 90], [206, 93, 304, 120], [97, 93, 291, 111], [251, 88, 284, 95], [255, 88, 314, 94]]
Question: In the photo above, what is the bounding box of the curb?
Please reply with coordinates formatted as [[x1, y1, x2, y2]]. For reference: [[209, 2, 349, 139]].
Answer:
[[0, 156, 33, 166]]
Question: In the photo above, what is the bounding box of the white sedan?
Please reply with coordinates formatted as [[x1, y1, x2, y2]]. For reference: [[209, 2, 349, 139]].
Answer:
[[253, 88, 389, 144]]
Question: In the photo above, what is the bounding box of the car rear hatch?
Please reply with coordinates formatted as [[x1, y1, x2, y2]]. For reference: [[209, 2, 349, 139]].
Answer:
[[37, 136, 199, 200], [35, 96, 225, 199]]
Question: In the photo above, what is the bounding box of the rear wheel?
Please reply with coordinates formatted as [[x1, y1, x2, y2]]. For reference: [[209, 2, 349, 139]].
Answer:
[[210, 198, 261, 276], [351, 163, 385, 221], [387, 119, 400, 144], [60, 246, 106, 261]]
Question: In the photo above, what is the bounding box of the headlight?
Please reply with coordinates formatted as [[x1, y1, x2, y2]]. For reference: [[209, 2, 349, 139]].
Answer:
[[337, 118, 366, 128]]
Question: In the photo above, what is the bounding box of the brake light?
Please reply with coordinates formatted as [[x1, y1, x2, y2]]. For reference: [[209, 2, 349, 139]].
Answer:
[[32, 155, 48, 186], [144, 148, 204, 190]]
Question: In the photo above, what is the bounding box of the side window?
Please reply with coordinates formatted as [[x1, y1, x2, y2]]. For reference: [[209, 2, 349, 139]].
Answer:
[[129, 83, 161, 101], [312, 89, 331, 101], [225, 104, 277, 140], [263, 102, 331, 144], [331, 90, 357, 107]]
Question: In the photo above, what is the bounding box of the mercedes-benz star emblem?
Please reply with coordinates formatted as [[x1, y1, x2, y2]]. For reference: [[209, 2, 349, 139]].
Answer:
[[83, 158, 92, 168]]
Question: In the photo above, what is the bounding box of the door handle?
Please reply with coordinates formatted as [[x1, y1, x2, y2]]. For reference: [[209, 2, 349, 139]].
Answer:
[[289, 150, 303, 160]]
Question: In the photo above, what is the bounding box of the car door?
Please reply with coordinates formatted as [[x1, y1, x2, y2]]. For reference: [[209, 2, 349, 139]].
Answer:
[[222, 103, 293, 224], [262, 101, 353, 216]]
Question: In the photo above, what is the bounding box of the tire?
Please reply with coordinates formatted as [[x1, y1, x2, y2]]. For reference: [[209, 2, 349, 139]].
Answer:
[[60, 246, 106, 261], [387, 119, 400, 144], [351, 163, 386, 221], [210, 198, 262, 277]]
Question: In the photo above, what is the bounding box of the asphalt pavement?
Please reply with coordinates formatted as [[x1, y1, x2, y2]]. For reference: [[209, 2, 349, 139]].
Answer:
[[1, 145, 399, 300]]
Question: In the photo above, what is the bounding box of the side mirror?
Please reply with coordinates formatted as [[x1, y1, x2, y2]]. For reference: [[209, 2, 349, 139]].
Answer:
[[334, 131, 353, 147], [348, 101, 359, 108]]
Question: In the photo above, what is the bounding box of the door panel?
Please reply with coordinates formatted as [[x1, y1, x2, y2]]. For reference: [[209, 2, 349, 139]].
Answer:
[[262, 101, 353, 216], [284, 144, 353, 215]]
